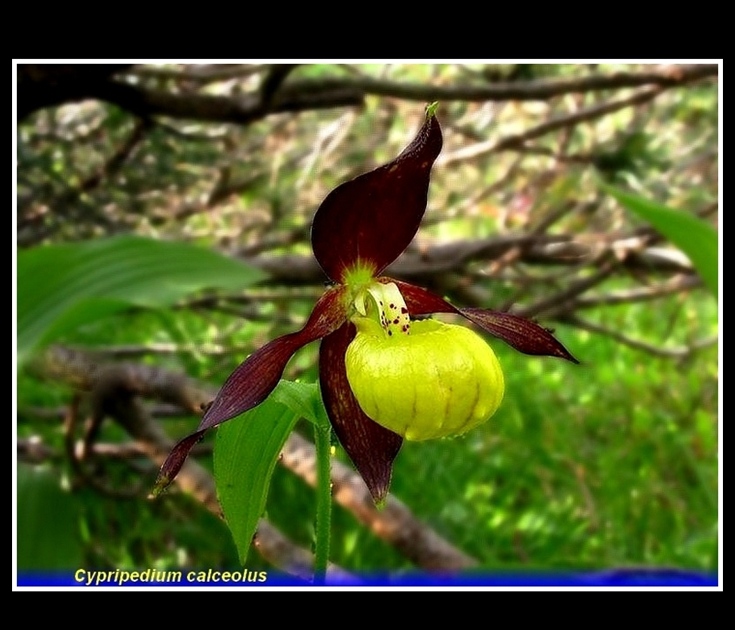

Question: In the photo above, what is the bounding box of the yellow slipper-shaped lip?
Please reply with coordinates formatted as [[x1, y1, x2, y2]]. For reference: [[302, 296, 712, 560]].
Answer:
[[345, 317, 504, 441]]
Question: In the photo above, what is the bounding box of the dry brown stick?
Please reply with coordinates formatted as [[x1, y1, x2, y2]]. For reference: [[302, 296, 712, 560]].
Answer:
[[240, 228, 695, 287], [18, 437, 59, 463], [75, 118, 151, 196], [574, 274, 702, 309], [515, 258, 620, 319], [281, 432, 476, 570], [487, 201, 581, 279], [33, 347, 353, 580], [117, 398, 352, 581], [35, 345, 477, 571], [562, 315, 718, 358], [20, 427, 461, 569], [19, 436, 212, 463]]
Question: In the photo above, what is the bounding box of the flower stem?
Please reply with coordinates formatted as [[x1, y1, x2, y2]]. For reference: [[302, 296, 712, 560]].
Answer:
[[313, 419, 332, 584]]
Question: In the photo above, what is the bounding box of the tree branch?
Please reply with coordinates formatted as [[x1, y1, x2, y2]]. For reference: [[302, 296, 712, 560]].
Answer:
[[240, 230, 696, 288], [281, 64, 717, 103], [33, 345, 477, 572], [131, 64, 266, 84], [17, 64, 134, 119], [281, 432, 476, 570], [562, 315, 718, 358], [437, 86, 668, 166], [573, 274, 702, 309], [19, 64, 716, 125]]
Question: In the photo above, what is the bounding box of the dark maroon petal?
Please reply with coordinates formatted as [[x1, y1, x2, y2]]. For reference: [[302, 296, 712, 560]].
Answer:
[[152, 433, 204, 496], [391, 279, 578, 363], [460, 308, 579, 363], [154, 286, 349, 492], [390, 278, 458, 316], [319, 322, 403, 503], [311, 110, 443, 283]]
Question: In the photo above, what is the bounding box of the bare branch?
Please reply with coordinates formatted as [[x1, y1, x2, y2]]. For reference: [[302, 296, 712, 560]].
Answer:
[[240, 231, 697, 288], [34, 345, 477, 572], [574, 275, 702, 309], [281, 432, 477, 570], [259, 64, 300, 106], [438, 86, 667, 166], [282, 64, 717, 103], [18, 65, 365, 123], [563, 315, 718, 358], [516, 258, 620, 319], [91, 80, 365, 124], [18, 436, 213, 462], [130, 64, 266, 84], [19, 64, 716, 126], [17, 64, 133, 119]]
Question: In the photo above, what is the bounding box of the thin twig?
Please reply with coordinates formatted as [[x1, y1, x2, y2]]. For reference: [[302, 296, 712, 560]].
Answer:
[[574, 275, 702, 309], [563, 315, 718, 358], [438, 87, 667, 167]]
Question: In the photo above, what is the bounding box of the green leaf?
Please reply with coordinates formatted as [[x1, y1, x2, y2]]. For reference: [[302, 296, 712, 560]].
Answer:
[[604, 185, 718, 298], [17, 464, 84, 570], [17, 235, 266, 364], [271, 379, 330, 428], [213, 396, 299, 565]]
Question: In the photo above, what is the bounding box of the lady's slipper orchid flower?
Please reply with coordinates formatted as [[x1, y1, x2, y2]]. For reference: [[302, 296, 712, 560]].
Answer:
[[156, 105, 577, 502]]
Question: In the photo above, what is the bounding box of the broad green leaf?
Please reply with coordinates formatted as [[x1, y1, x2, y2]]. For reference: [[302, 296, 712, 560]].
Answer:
[[17, 464, 84, 570], [604, 186, 718, 298], [213, 396, 299, 565], [17, 235, 266, 364], [271, 380, 330, 428]]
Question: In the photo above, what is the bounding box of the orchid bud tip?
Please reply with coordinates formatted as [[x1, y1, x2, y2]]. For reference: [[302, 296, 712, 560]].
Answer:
[[151, 475, 171, 498]]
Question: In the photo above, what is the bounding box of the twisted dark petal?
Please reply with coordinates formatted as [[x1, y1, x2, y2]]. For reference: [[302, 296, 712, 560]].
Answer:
[[459, 308, 579, 363], [311, 112, 443, 283], [391, 278, 457, 315], [392, 279, 579, 363], [155, 286, 349, 492], [319, 322, 403, 503]]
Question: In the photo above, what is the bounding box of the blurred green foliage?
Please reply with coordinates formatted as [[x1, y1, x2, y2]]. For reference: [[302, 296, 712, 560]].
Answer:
[[604, 186, 718, 297], [17, 235, 265, 364]]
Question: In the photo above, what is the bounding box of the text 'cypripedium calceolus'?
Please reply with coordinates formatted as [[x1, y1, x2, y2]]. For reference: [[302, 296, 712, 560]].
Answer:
[[155, 104, 578, 502]]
